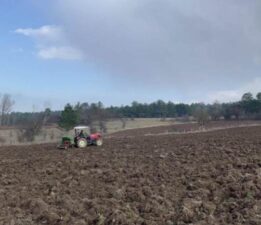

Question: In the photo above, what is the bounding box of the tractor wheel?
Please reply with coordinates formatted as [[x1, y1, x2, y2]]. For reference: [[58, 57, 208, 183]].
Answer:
[[95, 138, 103, 146], [77, 138, 87, 148]]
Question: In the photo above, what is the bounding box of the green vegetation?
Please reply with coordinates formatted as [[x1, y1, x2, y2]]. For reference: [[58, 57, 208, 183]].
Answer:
[[108, 92, 261, 120], [58, 104, 80, 131]]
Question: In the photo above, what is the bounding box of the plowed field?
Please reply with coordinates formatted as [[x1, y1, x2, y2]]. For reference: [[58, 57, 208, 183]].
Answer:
[[0, 126, 261, 225]]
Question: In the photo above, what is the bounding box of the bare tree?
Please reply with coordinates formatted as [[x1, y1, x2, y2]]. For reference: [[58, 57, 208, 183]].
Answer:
[[193, 105, 209, 126], [0, 94, 15, 126], [78, 102, 109, 133], [120, 117, 127, 129], [18, 108, 51, 142], [209, 101, 222, 120]]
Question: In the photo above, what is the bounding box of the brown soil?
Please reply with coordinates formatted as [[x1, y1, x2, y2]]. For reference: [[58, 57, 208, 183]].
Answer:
[[0, 126, 261, 225], [109, 120, 261, 137]]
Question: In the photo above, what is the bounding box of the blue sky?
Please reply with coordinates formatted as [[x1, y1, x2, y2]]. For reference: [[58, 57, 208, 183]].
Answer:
[[0, 1, 119, 111], [1, 0, 261, 111]]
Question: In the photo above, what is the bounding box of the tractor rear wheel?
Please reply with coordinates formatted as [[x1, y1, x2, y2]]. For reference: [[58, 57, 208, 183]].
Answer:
[[77, 138, 87, 148], [95, 138, 103, 146]]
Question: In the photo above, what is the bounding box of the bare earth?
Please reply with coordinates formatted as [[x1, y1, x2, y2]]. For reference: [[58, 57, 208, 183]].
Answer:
[[0, 125, 261, 225]]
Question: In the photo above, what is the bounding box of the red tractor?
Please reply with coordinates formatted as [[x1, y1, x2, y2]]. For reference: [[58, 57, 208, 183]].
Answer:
[[58, 126, 103, 149]]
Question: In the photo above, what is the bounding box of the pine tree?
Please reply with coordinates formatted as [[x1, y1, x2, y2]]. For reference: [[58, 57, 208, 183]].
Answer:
[[59, 104, 80, 130]]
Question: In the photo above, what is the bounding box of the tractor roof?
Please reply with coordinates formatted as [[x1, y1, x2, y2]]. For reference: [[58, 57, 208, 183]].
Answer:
[[74, 126, 89, 130]]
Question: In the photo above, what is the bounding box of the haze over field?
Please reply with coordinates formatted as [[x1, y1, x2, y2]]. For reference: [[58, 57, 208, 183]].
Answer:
[[1, 0, 261, 111]]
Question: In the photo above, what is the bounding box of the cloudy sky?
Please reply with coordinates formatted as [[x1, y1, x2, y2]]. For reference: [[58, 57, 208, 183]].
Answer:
[[1, 0, 261, 111]]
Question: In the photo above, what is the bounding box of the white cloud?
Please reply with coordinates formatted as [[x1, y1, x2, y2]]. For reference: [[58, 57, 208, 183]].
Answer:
[[208, 90, 241, 103], [15, 25, 83, 60], [38, 46, 83, 60], [41, 1, 261, 88], [15, 1, 261, 102], [15, 25, 63, 43], [208, 77, 261, 102]]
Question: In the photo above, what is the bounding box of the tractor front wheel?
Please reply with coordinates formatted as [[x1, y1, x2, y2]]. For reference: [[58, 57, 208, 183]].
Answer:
[[77, 138, 87, 148], [95, 138, 103, 146]]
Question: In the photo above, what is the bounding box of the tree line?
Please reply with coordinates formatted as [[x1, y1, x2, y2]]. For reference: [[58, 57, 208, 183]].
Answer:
[[1, 92, 261, 132], [108, 92, 261, 120]]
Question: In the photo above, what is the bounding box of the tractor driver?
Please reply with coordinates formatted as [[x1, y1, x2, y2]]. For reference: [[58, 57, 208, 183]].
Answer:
[[79, 130, 85, 138]]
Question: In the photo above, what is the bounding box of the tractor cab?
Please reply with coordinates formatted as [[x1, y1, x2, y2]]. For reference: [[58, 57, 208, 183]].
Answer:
[[74, 126, 90, 138]]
